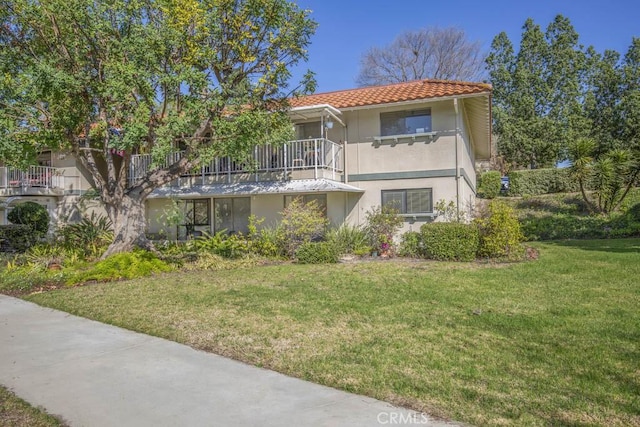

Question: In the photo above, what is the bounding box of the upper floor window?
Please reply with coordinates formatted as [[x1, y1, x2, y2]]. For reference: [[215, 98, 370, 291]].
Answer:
[[380, 109, 431, 137], [382, 188, 433, 215], [295, 122, 322, 140]]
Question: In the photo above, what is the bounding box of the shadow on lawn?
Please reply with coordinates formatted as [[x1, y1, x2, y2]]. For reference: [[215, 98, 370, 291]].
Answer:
[[545, 238, 640, 254]]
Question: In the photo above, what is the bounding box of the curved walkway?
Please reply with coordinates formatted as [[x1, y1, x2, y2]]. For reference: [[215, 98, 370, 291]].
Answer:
[[0, 295, 457, 427]]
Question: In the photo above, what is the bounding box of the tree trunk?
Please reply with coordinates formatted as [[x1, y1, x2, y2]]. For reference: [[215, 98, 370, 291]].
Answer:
[[101, 194, 154, 258]]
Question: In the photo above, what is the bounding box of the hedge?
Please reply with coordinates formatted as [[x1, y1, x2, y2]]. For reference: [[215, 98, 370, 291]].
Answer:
[[0, 224, 38, 252], [507, 168, 581, 196], [420, 223, 479, 261], [477, 170, 502, 199]]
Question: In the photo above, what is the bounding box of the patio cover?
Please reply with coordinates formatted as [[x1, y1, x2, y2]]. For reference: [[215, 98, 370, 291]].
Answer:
[[148, 179, 364, 199]]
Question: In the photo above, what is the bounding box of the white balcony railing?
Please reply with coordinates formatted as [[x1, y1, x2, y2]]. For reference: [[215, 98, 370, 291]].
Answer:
[[0, 166, 65, 190], [129, 138, 343, 184]]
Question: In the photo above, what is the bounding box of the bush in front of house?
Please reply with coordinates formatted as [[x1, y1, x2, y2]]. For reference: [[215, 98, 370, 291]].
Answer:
[[0, 224, 38, 253], [295, 241, 340, 264], [476, 200, 525, 259], [364, 205, 403, 255], [279, 198, 328, 257], [326, 224, 371, 256], [193, 230, 248, 259], [478, 170, 502, 199], [7, 201, 49, 238], [420, 223, 479, 261], [398, 231, 423, 258], [56, 212, 114, 258], [71, 250, 172, 283]]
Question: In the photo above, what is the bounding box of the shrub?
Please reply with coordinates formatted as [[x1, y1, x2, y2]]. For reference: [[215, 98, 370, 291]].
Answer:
[[626, 202, 640, 222], [398, 231, 422, 258], [295, 241, 340, 264], [0, 224, 38, 252], [478, 171, 502, 199], [364, 205, 403, 255], [194, 231, 248, 258], [247, 215, 284, 258], [420, 223, 479, 261], [326, 224, 370, 256], [476, 201, 524, 258], [507, 168, 580, 196], [57, 212, 113, 258], [7, 201, 49, 238], [279, 198, 328, 257], [72, 250, 172, 283]]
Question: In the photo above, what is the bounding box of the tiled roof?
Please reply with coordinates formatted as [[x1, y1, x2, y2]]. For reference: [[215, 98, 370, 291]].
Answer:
[[290, 79, 491, 109]]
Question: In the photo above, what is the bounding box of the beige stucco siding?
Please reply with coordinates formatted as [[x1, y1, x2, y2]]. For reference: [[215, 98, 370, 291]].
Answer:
[[343, 100, 462, 177]]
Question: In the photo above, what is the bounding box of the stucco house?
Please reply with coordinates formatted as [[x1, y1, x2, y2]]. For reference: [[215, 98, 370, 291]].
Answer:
[[0, 79, 491, 237]]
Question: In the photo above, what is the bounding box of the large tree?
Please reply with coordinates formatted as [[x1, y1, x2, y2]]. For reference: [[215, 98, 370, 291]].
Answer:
[[0, 0, 316, 256], [569, 38, 640, 213], [486, 15, 587, 169], [356, 26, 485, 86]]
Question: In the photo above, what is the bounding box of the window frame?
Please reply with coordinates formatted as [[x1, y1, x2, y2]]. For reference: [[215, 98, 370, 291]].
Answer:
[[213, 197, 251, 234], [380, 109, 432, 137], [381, 188, 434, 216]]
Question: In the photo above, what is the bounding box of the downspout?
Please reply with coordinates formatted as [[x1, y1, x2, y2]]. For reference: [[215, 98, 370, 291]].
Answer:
[[454, 99, 460, 217], [343, 124, 349, 224]]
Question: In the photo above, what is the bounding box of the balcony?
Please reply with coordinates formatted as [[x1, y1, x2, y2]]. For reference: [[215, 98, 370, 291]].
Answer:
[[129, 138, 343, 186], [0, 166, 65, 195]]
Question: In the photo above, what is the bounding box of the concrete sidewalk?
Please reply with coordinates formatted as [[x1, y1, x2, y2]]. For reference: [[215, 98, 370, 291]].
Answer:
[[0, 295, 456, 427]]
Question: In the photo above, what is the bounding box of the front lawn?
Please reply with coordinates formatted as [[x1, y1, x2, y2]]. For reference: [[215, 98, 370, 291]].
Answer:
[[25, 239, 640, 426]]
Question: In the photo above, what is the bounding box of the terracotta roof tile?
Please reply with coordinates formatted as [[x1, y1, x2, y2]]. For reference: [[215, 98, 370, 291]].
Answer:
[[290, 79, 491, 109]]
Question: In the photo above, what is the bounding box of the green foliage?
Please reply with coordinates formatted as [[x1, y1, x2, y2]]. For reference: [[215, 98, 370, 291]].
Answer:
[[194, 231, 248, 259], [57, 212, 114, 258], [0, 0, 317, 256], [247, 215, 284, 258], [476, 201, 525, 258], [398, 231, 423, 258], [279, 198, 328, 257], [73, 251, 172, 283], [626, 202, 640, 222], [569, 138, 640, 213], [7, 202, 49, 238], [507, 168, 580, 196], [433, 199, 467, 222], [508, 190, 640, 241], [477, 171, 502, 199], [325, 224, 370, 256], [420, 223, 479, 261], [487, 16, 586, 169], [364, 205, 403, 255], [0, 224, 38, 252], [295, 241, 340, 264]]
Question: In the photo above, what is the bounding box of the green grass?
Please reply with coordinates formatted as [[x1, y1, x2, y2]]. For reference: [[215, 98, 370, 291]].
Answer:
[[23, 239, 640, 426], [0, 386, 67, 427]]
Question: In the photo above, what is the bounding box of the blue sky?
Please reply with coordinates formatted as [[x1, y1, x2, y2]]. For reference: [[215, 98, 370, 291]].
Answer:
[[290, 0, 639, 93]]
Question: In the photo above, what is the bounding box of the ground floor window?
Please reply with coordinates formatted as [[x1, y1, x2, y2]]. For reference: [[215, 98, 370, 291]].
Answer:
[[284, 194, 327, 215], [214, 197, 251, 234], [382, 188, 433, 215], [178, 199, 210, 239]]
